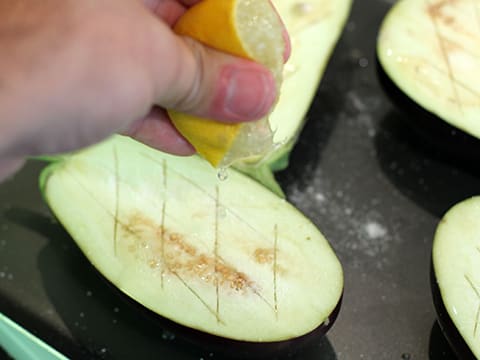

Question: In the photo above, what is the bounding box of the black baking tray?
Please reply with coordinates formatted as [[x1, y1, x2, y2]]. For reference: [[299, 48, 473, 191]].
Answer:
[[2, 0, 479, 359]]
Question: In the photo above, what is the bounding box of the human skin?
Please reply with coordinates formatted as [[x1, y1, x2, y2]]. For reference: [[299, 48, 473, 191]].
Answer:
[[0, 0, 290, 180]]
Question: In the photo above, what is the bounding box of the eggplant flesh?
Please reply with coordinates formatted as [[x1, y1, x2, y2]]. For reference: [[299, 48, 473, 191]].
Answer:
[[376, 59, 480, 167], [432, 196, 480, 359], [40, 135, 343, 344], [432, 268, 476, 360], [377, 0, 480, 140], [236, 0, 353, 196]]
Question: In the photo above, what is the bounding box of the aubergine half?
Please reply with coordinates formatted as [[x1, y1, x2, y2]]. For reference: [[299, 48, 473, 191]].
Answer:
[[377, 0, 480, 152], [235, 0, 352, 197], [39, 135, 343, 352], [432, 196, 480, 359]]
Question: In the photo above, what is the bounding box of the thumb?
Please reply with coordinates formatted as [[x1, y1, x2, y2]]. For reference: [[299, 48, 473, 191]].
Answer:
[[150, 27, 277, 123]]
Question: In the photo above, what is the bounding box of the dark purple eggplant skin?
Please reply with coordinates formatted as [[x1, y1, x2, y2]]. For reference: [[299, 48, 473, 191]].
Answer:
[[106, 270, 342, 360], [376, 58, 480, 166], [430, 263, 475, 360]]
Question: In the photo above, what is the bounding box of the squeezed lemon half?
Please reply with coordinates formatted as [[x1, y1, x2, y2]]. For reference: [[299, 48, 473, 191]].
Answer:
[[168, 0, 285, 168]]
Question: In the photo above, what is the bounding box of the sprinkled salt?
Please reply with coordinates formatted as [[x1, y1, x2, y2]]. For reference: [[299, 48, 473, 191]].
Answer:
[[359, 57, 369, 68], [364, 222, 387, 239], [314, 193, 326, 203], [161, 330, 176, 341]]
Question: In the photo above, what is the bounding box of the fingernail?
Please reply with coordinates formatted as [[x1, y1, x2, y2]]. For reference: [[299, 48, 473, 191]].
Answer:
[[220, 66, 276, 121]]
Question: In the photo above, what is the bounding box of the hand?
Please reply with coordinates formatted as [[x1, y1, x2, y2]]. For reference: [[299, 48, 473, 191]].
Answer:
[[0, 0, 290, 180]]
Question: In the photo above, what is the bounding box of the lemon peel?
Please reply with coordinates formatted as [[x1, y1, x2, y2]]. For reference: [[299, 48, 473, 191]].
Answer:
[[168, 0, 285, 168]]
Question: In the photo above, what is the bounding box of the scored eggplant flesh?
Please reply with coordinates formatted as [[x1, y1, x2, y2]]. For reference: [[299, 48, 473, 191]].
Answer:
[[377, 0, 480, 140], [40, 135, 343, 344], [432, 196, 480, 359]]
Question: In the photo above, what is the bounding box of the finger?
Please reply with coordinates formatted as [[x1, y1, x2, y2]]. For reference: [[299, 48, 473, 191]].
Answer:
[[149, 29, 277, 124], [0, 157, 25, 183], [266, 0, 291, 62], [142, 0, 186, 26], [282, 28, 291, 63], [125, 107, 195, 155], [176, 0, 203, 6], [277, 13, 292, 62]]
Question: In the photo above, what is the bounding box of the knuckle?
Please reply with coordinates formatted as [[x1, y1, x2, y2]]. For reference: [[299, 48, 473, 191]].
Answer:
[[168, 37, 208, 113]]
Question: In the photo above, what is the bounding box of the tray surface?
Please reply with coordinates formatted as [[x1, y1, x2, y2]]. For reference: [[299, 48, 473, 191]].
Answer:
[[2, 1, 478, 359]]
